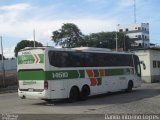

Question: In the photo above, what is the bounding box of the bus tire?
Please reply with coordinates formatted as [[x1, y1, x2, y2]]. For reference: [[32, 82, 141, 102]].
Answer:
[[126, 80, 133, 92], [80, 85, 90, 100], [69, 86, 79, 103], [44, 99, 52, 103]]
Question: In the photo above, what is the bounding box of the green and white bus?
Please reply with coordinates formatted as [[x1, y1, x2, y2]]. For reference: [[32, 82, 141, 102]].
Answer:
[[17, 47, 142, 102]]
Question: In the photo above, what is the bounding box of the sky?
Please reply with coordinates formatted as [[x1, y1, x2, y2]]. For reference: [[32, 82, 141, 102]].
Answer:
[[0, 0, 160, 58]]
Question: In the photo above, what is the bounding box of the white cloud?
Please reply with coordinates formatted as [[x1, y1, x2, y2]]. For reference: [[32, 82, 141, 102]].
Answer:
[[2, 47, 15, 58], [0, 3, 31, 24], [119, 0, 134, 7], [0, 3, 31, 11], [0, 0, 158, 57], [0, 18, 118, 41], [0, 2, 118, 40], [86, 0, 106, 2], [0, 17, 118, 58], [0, 2, 119, 58], [72, 19, 117, 34]]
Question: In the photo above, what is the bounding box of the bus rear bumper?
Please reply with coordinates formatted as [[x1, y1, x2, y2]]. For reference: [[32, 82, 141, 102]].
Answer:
[[18, 89, 50, 100]]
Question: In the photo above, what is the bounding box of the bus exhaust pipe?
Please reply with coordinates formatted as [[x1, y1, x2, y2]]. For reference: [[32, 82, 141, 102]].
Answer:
[[21, 95, 26, 99]]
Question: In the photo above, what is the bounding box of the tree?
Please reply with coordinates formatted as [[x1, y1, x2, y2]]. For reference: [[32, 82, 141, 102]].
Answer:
[[0, 54, 6, 60], [84, 32, 132, 51], [51, 23, 84, 48], [14, 40, 43, 57], [51, 23, 132, 50]]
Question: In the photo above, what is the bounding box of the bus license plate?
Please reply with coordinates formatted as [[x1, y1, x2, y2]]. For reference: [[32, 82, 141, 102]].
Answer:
[[28, 88, 34, 92]]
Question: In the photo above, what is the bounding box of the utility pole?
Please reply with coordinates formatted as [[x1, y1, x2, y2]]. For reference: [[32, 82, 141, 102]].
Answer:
[[134, 0, 137, 23], [123, 34, 126, 51], [115, 25, 118, 52], [1, 36, 5, 88], [116, 31, 118, 51], [33, 29, 36, 47]]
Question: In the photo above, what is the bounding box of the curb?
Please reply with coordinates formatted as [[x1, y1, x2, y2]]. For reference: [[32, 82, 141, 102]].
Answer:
[[0, 89, 18, 94], [0, 86, 18, 94]]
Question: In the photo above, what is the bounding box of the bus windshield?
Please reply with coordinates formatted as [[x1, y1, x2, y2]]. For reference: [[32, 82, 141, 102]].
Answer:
[[134, 55, 141, 77]]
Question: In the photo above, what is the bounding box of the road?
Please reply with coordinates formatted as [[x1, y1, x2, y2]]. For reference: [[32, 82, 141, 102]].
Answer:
[[0, 83, 160, 120]]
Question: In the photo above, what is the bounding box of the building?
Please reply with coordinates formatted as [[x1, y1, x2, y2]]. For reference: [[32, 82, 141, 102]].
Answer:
[[134, 47, 160, 83], [117, 23, 150, 48]]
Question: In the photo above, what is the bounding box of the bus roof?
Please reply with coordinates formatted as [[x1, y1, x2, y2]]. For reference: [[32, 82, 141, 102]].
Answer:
[[19, 46, 133, 55], [72, 47, 111, 52]]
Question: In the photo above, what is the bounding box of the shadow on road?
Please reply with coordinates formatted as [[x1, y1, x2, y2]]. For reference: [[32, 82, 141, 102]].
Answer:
[[32, 84, 160, 107]]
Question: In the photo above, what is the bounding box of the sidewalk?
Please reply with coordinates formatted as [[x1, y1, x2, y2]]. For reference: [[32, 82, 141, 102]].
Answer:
[[0, 85, 18, 94]]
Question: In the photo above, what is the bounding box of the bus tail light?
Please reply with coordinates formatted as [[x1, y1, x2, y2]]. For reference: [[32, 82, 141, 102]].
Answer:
[[44, 80, 48, 90]]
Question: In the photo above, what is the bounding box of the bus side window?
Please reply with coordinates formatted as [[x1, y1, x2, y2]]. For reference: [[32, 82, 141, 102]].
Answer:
[[69, 52, 85, 67], [48, 51, 57, 66], [48, 51, 69, 67]]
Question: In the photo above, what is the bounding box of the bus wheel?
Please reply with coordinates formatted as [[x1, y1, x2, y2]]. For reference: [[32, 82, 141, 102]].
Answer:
[[69, 86, 79, 103], [80, 85, 90, 100], [44, 99, 53, 103], [126, 81, 133, 92]]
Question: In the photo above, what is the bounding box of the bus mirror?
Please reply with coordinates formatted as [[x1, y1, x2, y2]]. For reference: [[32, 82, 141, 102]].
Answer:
[[143, 64, 146, 70], [140, 61, 146, 70]]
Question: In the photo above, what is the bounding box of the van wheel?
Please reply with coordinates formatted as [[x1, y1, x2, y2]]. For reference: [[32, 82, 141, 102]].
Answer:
[[126, 81, 133, 92], [80, 85, 90, 100], [69, 87, 79, 103]]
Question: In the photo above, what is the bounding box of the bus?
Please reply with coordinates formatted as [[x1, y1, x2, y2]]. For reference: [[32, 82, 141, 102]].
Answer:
[[17, 47, 143, 102]]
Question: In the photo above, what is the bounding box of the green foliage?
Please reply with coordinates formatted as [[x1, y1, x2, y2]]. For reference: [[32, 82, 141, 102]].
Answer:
[[51, 23, 84, 48], [0, 54, 6, 60], [14, 40, 43, 57], [51, 23, 133, 51], [82, 32, 132, 51]]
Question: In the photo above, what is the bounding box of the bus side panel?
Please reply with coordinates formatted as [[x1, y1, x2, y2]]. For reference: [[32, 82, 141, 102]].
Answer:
[[48, 69, 141, 100], [133, 76, 141, 88], [103, 76, 121, 92], [49, 80, 67, 99]]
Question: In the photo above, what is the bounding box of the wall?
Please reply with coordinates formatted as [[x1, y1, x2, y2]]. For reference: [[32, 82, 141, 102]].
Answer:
[[135, 50, 151, 82], [149, 50, 160, 82], [135, 49, 160, 83]]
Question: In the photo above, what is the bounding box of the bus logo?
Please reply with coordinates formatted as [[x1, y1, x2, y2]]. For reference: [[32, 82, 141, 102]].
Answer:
[[18, 54, 44, 64]]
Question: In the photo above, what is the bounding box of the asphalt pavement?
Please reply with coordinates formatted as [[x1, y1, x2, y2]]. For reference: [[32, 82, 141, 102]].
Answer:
[[0, 83, 160, 120]]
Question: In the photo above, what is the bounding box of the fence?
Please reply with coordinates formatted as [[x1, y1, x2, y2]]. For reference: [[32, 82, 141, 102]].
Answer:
[[0, 59, 17, 87]]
